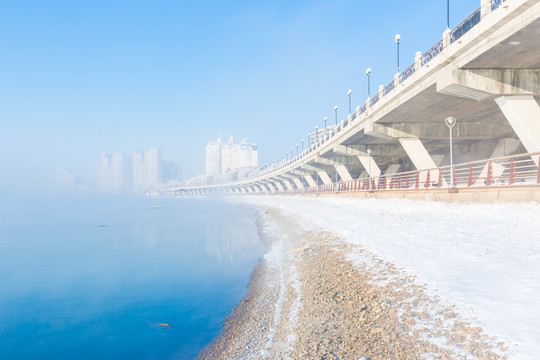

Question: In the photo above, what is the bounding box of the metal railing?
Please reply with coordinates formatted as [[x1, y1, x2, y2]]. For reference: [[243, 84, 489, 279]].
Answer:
[[451, 7, 481, 43], [400, 63, 415, 83], [383, 80, 395, 96], [492, 0, 509, 11], [422, 40, 444, 66], [369, 93, 380, 107], [254, 152, 540, 196]]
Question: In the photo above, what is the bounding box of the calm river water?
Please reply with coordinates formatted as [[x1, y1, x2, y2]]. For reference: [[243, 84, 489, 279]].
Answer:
[[0, 194, 262, 359]]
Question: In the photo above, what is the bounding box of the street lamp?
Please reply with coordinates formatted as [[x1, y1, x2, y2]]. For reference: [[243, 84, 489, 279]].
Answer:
[[286, 151, 288, 161], [296, 144, 299, 157], [323, 118, 327, 139], [301, 138, 304, 151], [307, 132, 311, 148], [367, 148, 372, 177], [447, 0, 450, 29], [445, 116, 456, 188], [366, 68, 372, 98], [347, 89, 352, 115], [395, 34, 401, 73], [334, 105, 339, 126]]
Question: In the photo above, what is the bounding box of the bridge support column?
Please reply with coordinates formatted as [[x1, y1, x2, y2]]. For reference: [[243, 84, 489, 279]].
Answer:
[[495, 96, 540, 165], [317, 171, 332, 185], [304, 174, 317, 187], [281, 179, 293, 190], [475, 138, 521, 185], [273, 181, 285, 192], [291, 177, 304, 189], [399, 137, 447, 185], [385, 164, 400, 175], [335, 164, 353, 182], [357, 155, 381, 177]]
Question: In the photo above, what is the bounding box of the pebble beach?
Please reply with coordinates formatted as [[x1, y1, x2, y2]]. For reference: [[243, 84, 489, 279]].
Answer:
[[198, 206, 509, 359]]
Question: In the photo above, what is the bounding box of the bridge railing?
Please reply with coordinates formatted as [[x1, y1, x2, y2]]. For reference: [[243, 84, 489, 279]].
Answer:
[[451, 7, 482, 43], [261, 152, 540, 196]]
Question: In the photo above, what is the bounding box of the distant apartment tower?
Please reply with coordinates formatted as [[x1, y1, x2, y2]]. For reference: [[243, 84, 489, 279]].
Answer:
[[100, 152, 131, 193], [133, 151, 145, 189], [206, 136, 258, 175], [144, 147, 162, 188], [206, 138, 222, 175]]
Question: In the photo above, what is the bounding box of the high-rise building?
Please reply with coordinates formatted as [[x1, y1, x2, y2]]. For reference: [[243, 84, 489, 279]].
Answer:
[[100, 147, 170, 192], [110, 152, 125, 192], [206, 138, 222, 176], [144, 147, 162, 188], [133, 151, 145, 189], [206, 136, 258, 175], [100, 154, 111, 190]]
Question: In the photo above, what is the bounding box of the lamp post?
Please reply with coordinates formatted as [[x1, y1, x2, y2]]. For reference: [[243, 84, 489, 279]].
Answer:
[[366, 68, 372, 98], [301, 138, 304, 151], [296, 144, 298, 157], [445, 116, 456, 188], [334, 105, 338, 126], [367, 148, 372, 177], [395, 34, 401, 73], [347, 89, 352, 115], [447, 0, 450, 29], [323, 118, 327, 140], [286, 151, 288, 162], [307, 132, 311, 148], [291, 147, 294, 161]]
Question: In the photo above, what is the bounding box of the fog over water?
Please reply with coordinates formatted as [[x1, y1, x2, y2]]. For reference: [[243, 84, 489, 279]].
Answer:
[[0, 194, 262, 359]]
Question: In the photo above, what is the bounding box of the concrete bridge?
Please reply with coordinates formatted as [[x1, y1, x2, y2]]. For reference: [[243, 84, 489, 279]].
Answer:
[[167, 0, 540, 198]]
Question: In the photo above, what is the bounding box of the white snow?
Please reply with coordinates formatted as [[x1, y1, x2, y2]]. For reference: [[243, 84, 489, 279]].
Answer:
[[237, 196, 540, 360]]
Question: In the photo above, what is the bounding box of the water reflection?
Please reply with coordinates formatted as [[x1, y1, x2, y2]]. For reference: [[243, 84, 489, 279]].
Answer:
[[205, 211, 260, 262]]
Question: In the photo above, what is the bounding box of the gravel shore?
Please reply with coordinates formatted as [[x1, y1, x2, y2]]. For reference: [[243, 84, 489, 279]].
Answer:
[[198, 207, 508, 360]]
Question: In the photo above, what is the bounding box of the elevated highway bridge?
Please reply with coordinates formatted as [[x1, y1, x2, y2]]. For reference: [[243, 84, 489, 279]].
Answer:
[[165, 0, 540, 200]]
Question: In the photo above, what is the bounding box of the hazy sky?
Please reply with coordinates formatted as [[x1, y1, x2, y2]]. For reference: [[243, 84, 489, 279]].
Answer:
[[0, 0, 479, 189]]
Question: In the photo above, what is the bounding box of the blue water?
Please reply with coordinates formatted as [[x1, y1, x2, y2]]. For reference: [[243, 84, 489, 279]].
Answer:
[[0, 194, 262, 359]]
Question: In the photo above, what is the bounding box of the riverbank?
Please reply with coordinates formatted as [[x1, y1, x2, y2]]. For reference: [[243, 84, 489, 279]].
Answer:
[[198, 199, 522, 359]]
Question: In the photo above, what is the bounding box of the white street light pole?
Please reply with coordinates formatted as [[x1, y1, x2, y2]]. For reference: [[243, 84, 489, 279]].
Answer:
[[334, 105, 338, 126], [367, 148, 372, 178], [395, 34, 401, 73], [366, 68, 372, 98], [445, 116, 457, 188], [347, 89, 352, 115]]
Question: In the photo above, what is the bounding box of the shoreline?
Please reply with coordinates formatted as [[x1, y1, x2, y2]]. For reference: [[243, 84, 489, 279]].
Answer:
[[199, 205, 509, 359]]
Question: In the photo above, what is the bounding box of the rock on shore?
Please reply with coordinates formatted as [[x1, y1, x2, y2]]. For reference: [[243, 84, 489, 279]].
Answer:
[[198, 207, 508, 360]]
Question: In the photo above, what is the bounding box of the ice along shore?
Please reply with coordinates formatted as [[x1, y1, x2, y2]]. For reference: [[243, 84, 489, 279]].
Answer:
[[198, 196, 540, 359]]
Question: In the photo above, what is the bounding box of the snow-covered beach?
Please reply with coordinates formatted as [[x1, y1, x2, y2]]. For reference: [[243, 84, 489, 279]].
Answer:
[[200, 196, 540, 359]]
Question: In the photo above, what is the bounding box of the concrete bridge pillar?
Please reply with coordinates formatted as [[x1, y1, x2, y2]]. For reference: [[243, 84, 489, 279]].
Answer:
[[273, 181, 285, 192], [291, 177, 304, 189], [357, 155, 381, 177], [281, 179, 293, 190], [317, 170, 333, 185], [475, 138, 521, 185], [399, 137, 447, 185], [385, 164, 401, 175], [335, 164, 353, 182], [304, 174, 317, 187], [495, 96, 540, 165]]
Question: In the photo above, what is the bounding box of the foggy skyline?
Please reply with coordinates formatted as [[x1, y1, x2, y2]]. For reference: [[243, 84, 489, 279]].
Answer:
[[0, 0, 479, 191]]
